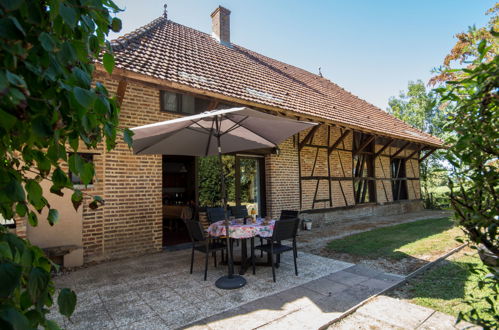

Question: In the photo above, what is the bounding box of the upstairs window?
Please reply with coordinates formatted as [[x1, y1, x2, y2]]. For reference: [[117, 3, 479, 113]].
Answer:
[[160, 91, 211, 115]]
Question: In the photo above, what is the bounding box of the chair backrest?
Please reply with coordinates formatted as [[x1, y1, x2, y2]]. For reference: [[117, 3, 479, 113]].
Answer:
[[272, 218, 299, 241], [198, 212, 210, 231], [279, 210, 299, 220], [229, 205, 248, 219], [185, 220, 207, 242], [206, 207, 226, 223]]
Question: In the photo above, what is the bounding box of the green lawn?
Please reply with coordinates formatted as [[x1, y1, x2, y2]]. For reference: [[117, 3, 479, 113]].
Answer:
[[326, 217, 462, 260], [398, 250, 495, 324]]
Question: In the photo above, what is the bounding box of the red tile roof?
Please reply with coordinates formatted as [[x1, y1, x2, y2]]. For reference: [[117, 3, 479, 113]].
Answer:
[[109, 17, 442, 147]]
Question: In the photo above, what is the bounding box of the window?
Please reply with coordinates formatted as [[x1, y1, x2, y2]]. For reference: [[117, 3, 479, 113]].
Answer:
[[160, 91, 212, 114], [68, 153, 94, 185], [353, 132, 376, 204], [391, 158, 408, 200]]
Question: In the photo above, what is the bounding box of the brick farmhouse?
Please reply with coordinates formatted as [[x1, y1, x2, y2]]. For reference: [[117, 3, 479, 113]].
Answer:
[[21, 7, 442, 265]]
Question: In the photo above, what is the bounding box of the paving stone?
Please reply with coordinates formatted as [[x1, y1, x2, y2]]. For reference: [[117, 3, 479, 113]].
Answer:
[[419, 311, 480, 330], [202, 307, 274, 330], [67, 301, 115, 330], [106, 299, 156, 327], [98, 283, 141, 302], [314, 290, 362, 313], [356, 296, 433, 328], [328, 311, 404, 329], [119, 315, 169, 330], [325, 270, 371, 286], [301, 277, 349, 296], [258, 305, 340, 330], [373, 272, 405, 284], [360, 278, 394, 292], [343, 264, 384, 278]]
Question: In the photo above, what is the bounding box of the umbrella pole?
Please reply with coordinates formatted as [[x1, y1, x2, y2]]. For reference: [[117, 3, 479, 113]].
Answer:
[[214, 118, 246, 290]]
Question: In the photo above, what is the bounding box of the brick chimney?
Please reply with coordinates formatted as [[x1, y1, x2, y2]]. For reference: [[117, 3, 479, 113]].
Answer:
[[211, 6, 231, 46]]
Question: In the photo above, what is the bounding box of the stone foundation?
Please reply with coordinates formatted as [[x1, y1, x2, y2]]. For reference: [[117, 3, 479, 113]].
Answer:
[[300, 200, 424, 228]]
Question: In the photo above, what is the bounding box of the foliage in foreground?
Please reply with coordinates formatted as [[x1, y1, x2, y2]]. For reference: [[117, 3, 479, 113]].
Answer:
[[0, 0, 129, 328], [399, 251, 496, 325], [436, 32, 498, 330]]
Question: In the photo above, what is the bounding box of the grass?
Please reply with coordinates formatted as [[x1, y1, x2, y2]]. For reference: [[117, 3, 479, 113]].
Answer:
[[395, 250, 495, 323], [326, 217, 462, 260]]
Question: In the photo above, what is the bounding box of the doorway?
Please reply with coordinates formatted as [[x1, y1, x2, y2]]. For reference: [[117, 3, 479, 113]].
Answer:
[[162, 155, 196, 247]]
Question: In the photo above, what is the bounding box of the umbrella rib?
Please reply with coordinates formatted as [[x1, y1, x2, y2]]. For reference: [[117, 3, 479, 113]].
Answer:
[[219, 115, 249, 136], [190, 119, 213, 133], [204, 119, 215, 156]]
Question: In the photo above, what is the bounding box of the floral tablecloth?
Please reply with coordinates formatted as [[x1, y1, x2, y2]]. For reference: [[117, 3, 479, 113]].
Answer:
[[207, 219, 275, 239]]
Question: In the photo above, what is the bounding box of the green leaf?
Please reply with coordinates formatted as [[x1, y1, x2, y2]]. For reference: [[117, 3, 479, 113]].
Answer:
[[80, 163, 94, 185], [110, 17, 122, 32], [6, 71, 26, 87], [27, 267, 50, 302], [71, 190, 83, 211], [57, 288, 77, 318], [47, 209, 59, 226], [0, 17, 25, 39], [51, 167, 68, 190], [15, 202, 28, 217], [39, 32, 56, 52], [102, 53, 114, 74], [68, 153, 83, 174], [0, 0, 23, 11], [123, 128, 134, 148], [26, 180, 45, 211], [0, 109, 17, 130], [59, 3, 77, 28], [0, 262, 22, 298], [27, 211, 38, 227], [45, 319, 62, 330], [73, 87, 95, 109], [0, 242, 13, 260], [7, 179, 25, 202], [0, 306, 30, 330]]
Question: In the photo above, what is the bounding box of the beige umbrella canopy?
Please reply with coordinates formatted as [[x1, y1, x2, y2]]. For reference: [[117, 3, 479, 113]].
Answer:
[[131, 107, 316, 289], [131, 107, 316, 156]]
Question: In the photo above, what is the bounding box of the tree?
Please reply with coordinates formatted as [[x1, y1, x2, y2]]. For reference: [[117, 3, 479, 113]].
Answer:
[[387, 80, 448, 208], [432, 4, 498, 326], [0, 0, 130, 328], [430, 3, 498, 85]]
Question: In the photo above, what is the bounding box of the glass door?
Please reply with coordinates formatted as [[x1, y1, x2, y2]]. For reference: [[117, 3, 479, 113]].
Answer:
[[236, 156, 263, 217], [197, 155, 266, 216]]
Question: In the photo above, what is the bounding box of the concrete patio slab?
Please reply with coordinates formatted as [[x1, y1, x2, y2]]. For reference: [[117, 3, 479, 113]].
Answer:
[[328, 296, 479, 330], [53, 247, 353, 329], [187, 264, 405, 329]]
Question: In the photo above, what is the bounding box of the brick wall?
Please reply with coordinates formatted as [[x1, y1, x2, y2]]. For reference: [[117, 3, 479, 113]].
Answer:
[[264, 136, 300, 219], [81, 76, 181, 262]]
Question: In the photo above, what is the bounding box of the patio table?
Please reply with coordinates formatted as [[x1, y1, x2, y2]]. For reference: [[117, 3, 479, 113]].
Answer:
[[207, 219, 276, 275]]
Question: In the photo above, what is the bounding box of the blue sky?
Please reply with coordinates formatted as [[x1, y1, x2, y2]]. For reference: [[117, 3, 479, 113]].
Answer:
[[109, 0, 494, 110]]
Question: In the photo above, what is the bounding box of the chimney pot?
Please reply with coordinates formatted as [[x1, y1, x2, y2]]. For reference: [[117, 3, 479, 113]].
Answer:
[[211, 6, 231, 46]]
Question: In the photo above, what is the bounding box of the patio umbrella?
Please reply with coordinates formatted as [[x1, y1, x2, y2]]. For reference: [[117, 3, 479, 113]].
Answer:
[[131, 107, 317, 289]]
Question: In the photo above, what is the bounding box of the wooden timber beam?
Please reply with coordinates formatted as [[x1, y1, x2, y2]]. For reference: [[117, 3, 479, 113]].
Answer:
[[353, 135, 375, 156], [373, 139, 394, 158], [405, 144, 425, 160], [327, 130, 351, 155], [391, 141, 411, 158], [419, 148, 437, 162], [116, 79, 128, 107], [298, 125, 320, 151]]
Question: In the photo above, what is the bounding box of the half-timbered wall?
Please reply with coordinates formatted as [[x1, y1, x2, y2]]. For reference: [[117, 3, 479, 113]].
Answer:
[[297, 124, 422, 211]]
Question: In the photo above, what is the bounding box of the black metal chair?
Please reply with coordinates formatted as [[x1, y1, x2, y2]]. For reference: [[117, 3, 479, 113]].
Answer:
[[279, 210, 299, 220], [185, 220, 226, 281], [253, 218, 300, 282], [206, 207, 227, 223], [258, 209, 300, 257], [229, 205, 248, 219]]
